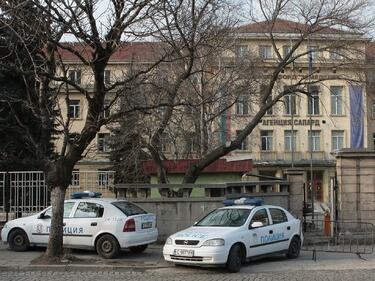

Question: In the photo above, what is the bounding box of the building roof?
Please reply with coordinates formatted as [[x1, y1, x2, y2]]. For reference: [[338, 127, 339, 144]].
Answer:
[[236, 19, 356, 35], [58, 41, 160, 62], [142, 159, 252, 175]]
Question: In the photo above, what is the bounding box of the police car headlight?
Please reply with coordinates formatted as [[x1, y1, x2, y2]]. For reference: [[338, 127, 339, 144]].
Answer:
[[165, 237, 173, 245], [202, 238, 225, 247]]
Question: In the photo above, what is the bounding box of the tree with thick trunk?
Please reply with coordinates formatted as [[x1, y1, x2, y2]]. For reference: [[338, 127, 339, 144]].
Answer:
[[0, 0, 165, 259]]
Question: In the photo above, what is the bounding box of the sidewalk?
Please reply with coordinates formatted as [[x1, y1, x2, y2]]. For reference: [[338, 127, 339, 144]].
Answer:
[[3, 242, 375, 273], [0, 243, 170, 271]]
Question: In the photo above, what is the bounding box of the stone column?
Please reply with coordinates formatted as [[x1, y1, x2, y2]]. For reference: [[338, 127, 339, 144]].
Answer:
[[285, 168, 306, 219], [335, 149, 375, 224]]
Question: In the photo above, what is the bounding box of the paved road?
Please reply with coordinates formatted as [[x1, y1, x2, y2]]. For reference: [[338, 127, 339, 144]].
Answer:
[[1, 268, 375, 281]]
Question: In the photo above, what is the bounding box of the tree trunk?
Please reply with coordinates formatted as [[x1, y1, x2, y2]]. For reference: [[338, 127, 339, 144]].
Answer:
[[45, 185, 66, 258]]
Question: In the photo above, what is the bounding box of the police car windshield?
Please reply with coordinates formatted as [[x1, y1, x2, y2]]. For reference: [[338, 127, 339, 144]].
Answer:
[[195, 208, 251, 227], [112, 201, 147, 216]]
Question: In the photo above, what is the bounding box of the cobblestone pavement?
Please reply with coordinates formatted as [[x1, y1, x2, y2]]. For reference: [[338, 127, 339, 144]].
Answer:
[[1, 268, 375, 281], [2, 243, 375, 280]]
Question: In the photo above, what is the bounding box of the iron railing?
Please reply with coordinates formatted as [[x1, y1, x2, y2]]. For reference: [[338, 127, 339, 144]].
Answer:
[[303, 219, 375, 260]]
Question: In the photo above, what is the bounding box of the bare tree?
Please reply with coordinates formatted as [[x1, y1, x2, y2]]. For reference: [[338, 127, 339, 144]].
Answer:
[[0, 0, 167, 259], [180, 0, 373, 185], [143, 0, 241, 188]]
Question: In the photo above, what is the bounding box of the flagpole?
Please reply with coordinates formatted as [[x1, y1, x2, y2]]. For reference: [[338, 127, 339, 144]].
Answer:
[[290, 37, 295, 168], [308, 39, 314, 221]]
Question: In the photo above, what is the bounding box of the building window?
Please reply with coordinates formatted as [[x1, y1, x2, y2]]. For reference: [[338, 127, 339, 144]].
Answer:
[[100, 100, 110, 119], [284, 94, 296, 115], [332, 130, 344, 151], [308, 86, 320, 115], [98, 133, 110, 152], [236, 95, 248, 115], [237, 130, 247, 151], [68, 100, 80, 119], [284, 130, 297, 152], [160, 133, 170, 152], [104, 70, 111, 84], [71, 169, 80, 186], [235, 45, 248, 58], [261, 130, 273, 151], [282, 45, 292, 58], [259, 45, 272, 59], [98, 170, 109, 186], [308, 130, 321, 151], [372, 102, 375, 119], [331, 86, 343, 115], [187, 134, 199, 153], [261, 85, 273, 115], [68, 69, 81, 85], [330, 48, 343, 60], [308, 46, 320, 60]]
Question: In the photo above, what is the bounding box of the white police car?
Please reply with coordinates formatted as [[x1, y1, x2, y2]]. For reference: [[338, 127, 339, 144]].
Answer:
[[163, 198, 303, 272], [1, 192, 158, 259]]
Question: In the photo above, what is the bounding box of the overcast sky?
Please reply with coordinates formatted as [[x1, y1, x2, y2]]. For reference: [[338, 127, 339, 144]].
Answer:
[[62, 0, 375, 42]]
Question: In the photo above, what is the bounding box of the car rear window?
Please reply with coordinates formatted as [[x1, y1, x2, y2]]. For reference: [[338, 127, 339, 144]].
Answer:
[[112, 201, 147, 216]]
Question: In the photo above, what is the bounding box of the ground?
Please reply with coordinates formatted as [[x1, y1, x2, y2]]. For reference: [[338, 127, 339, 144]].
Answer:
[[1, 243, 375, 280]]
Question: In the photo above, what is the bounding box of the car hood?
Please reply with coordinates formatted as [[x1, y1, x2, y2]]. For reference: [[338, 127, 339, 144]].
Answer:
[[171, 226, 239, 240], [6, 214, 38, 227]]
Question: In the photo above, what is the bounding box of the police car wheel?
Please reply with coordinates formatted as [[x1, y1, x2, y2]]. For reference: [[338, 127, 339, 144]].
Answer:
[[8, 229, 30, 252], [226, 244, 242, 273], [129, 244, 148, 253], [286, 236, 301, 259], [96, 234, 120, 259]]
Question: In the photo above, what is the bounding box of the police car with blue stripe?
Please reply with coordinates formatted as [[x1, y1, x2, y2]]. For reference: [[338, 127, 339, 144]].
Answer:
[[1, 192, 158, 259], [163, 198, 303, 272]]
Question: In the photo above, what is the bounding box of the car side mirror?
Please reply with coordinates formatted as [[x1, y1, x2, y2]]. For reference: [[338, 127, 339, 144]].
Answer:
[[250, 221, 263, 229], [38, 213, 51, 219]]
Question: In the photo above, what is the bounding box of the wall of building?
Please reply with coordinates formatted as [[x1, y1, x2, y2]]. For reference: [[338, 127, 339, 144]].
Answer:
[[128, 195, 290, 241], [336, 149, 375, 224]]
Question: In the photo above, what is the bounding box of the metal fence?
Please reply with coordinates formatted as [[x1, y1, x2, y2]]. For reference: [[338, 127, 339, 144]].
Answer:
[[302, 219, 375, 259], [9, 171, 49, 214], [0, 170, 115, 220], [0, 172, 5, 212]]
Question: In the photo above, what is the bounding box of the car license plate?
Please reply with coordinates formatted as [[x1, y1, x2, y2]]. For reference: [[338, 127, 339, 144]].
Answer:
[[142, 222, 152, 229], [173, 249, 194, 257]]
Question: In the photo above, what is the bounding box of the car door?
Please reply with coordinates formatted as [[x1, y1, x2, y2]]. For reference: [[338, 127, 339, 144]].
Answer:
[[65, 201, 105, 247], [268, 207, 291, 251], [31, 202, 76, 245], [247, 208, 275, 257]]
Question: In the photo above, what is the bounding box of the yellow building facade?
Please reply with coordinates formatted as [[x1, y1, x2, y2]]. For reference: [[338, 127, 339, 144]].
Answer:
[[56, 21, 374, 204]]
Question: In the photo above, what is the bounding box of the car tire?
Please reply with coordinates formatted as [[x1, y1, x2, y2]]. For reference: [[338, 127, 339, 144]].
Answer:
[[129, 244, 148, 253], [8, 229, 30, 252], [226, 244, 242, 273], [286, 236, 301, 259], [96, 234, 120, 259]]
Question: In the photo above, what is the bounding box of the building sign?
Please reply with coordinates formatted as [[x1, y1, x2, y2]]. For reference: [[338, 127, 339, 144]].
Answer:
[[262, 119, 320, 126]]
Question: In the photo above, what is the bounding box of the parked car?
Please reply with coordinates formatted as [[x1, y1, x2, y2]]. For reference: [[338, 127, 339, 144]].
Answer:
[[1, 192, 158, 258], [163, 198, 303, 272]]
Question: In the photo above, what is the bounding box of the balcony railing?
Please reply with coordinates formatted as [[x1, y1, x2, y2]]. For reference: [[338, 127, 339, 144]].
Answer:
[[255, 151, 330, 162]]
